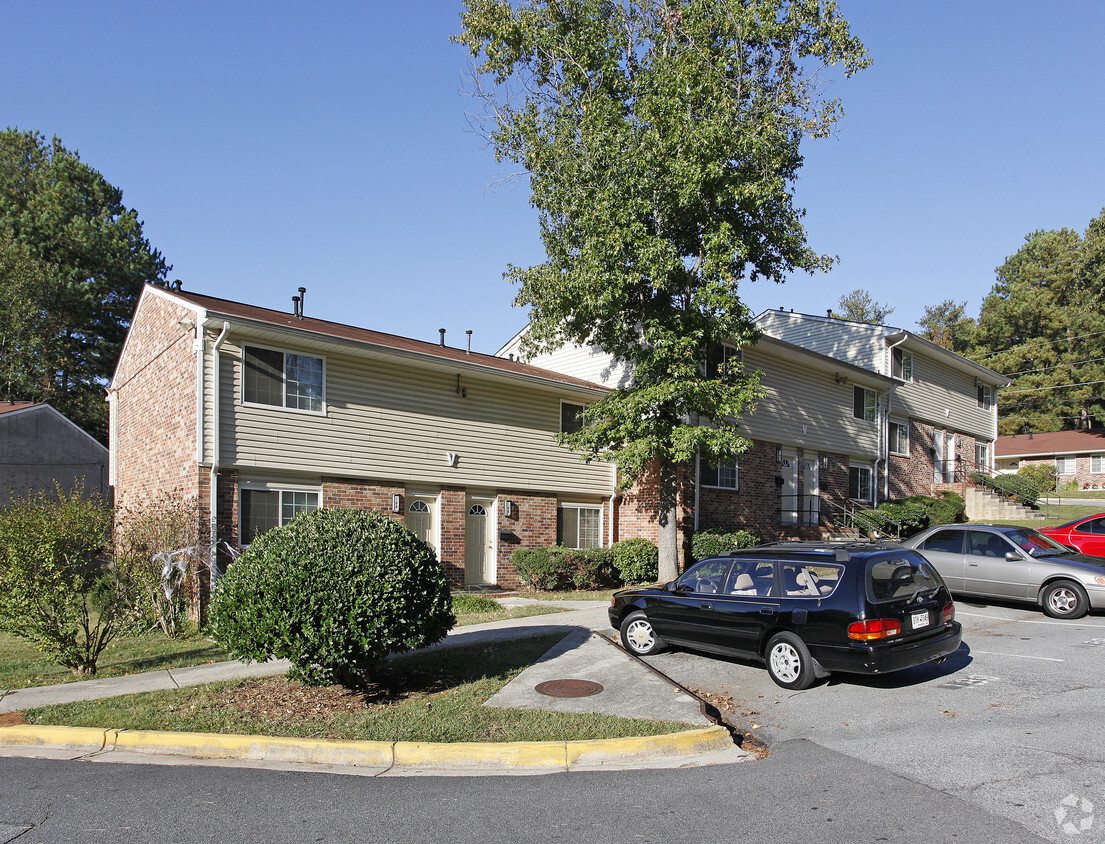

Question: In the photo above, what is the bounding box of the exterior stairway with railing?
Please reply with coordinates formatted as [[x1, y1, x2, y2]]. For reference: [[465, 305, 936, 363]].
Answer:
[[962, 483, 1043, 521]]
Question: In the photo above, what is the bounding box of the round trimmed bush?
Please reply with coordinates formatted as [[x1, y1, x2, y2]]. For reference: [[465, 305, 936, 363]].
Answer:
[[209, 509, 454, 687], [611, 538, 659, 584]]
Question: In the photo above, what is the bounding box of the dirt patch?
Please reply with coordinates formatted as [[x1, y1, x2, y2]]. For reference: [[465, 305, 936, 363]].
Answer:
[[691, 686, 769, 759], [215, 669, 451, 723], [0, 712, 26, 727]]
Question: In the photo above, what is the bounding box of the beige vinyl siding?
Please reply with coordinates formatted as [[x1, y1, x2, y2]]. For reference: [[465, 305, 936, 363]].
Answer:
[[756, 312, 884, 371], [214, 339, 611, 496], [892, 352, 996, 440], [501, 340, 631, 389], [739, 347, 880, 458]]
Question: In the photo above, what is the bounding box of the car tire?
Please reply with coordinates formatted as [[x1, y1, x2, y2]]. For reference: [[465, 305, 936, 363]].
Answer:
[[1041, 580, 1089, 619], [765, 632, 817, 691], [619, 611, 664, 656]]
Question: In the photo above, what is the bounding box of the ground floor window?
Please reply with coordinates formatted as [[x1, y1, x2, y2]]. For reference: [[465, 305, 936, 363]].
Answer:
[[848, 465, 873, 503], [558, 504, 601, 549], [240, 488, 319, 544], [889, 419, 909, 456], [1056, 455, 1077, 476], [701, 456, 739, 489]]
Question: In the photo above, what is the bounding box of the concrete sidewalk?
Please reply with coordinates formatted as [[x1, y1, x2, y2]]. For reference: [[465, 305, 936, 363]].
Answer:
[[0, 599, 751, 775]]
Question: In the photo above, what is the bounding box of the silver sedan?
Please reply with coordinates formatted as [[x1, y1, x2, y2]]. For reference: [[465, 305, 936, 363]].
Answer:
[[901, 524, 1105, 619]]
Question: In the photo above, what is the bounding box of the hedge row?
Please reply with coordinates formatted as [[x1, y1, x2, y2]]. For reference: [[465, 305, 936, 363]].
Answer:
[[511, 529, 764, 591], [854, 491, 966, 538]]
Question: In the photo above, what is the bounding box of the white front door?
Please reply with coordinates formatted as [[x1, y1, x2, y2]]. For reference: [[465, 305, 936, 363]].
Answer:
[[802, 459, 820, 525], [781, 454, 798, 525], [406, 499, 435, 551], [465, 502, 494, 585], [946, 435, 957, 483]]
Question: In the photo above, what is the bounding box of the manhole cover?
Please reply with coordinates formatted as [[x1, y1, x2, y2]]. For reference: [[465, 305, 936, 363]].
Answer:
[[534, 679, 604, 698]]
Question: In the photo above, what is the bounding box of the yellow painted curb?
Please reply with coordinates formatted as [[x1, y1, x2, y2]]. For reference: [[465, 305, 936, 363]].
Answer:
[[0, 724, 733, 769], [0, 724, 110, 753], [111, 729, 394, 767]]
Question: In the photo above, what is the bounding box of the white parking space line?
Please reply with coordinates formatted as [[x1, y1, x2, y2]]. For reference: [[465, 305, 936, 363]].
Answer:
[[957, 611, 1105, 629], [970, 650, 1065, 662]]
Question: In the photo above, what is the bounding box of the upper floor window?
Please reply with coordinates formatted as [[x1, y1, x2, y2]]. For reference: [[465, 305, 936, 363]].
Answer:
[[560, 402, 584, 434], [853, 386, 876, 423], [701, 456, 739, 490], [705, 342, 742, 380], [243, 345, 324, 413], [977, 384, 993, 410], [889, 419, 910, 455], [1056, 455, 1077, 475], [891, 348, 913, 381]]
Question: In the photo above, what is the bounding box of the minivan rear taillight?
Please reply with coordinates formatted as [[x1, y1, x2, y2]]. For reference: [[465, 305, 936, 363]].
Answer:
[[942, 602, 955, 623], [848, 619, 902, 641]]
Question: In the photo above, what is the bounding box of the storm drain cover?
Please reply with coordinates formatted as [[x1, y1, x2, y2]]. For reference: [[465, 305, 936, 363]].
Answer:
[[535, 679, 604, 698]]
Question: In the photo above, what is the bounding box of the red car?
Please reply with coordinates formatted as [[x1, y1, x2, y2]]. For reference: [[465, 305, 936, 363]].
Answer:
[[1040, 514, 1105, 558]]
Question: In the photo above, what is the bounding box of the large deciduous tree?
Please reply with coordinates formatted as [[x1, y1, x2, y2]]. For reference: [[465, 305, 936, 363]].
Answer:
[[975, 210, 1105, 434], [0, 129, 169, 441], [456, 0, 868, 579]]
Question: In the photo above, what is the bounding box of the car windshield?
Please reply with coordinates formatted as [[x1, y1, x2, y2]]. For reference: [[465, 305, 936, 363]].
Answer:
[[1007, 529, 1070, 557]]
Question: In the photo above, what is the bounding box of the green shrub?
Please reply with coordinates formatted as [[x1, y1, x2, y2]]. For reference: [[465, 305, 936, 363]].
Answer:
[[511, 545, 620, 591], [611, 538, 659, 584], [209, 509, 454, 687], [1017, 463, 1057, 492], [689, 529, 762, 564], [971, 472, 1040, 507], [452, 592, 501, 614], [0, 486, 134, 676]]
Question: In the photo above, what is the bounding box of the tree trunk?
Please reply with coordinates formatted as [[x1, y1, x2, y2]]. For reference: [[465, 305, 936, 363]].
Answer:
[[657, 458, 680, 583]]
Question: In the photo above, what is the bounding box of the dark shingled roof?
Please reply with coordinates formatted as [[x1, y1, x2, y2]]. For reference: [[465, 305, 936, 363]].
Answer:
[[164, 287, 607, 393]]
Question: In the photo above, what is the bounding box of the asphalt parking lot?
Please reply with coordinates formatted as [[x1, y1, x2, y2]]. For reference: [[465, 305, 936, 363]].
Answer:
[[640, 601, 1105, 843]]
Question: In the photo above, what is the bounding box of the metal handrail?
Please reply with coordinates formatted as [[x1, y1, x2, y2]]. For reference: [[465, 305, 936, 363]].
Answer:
[[949, 463, 1059, 519], [778, 494, 904, 539]]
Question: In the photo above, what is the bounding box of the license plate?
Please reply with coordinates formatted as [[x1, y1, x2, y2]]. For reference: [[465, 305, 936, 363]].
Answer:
[[910, 610, 930, 630]]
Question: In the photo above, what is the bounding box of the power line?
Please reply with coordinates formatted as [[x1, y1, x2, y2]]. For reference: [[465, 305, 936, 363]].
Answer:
[[1002, 379, 1105, 396], [971, 328, 1105, 362], [1003, 356, 1105, 377]]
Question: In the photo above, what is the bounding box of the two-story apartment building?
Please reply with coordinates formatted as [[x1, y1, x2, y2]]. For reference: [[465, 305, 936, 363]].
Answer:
[[755, 309, 1010, 501], [110, 284, 614, 593], [497, 325, 896, 542]]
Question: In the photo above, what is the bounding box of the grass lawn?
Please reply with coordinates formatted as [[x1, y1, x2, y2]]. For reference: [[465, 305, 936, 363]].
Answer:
[[0, 595, 565, 691], [0, 630, 229, 691], [967, 503, 1104, 530], [508, 589, 621, 602], [23, 635, 684, 743], [1043, 490, 1105, 500]]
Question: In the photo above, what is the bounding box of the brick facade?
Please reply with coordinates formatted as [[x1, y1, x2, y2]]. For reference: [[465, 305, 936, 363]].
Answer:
[[888, 419, 980, 499], [1016, 455, 1105, 490], [111, 293, 200, 513]]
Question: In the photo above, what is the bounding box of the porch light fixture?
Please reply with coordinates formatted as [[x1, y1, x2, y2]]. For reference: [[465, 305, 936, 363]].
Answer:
[[504, 500, 514, 518], [391, 493, 400, 513], [776, 447, 783, 463], [822, 456, 829, 469]]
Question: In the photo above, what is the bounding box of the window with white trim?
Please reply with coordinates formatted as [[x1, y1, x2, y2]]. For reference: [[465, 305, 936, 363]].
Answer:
[[701, 457, 739, 489], [1056, 455, 1077, 475], [975, 442, 990, 471], [243, 345, 324, 413], [240, 488, 319, 544], [853, 386, 876, 422], [977, 384, 993, 410], [891, 348, 913, 382], [1092, 454, 1105, 474], [557, 505, 601, 549], [889, 419, 910, 456], [560, 402, 584, 434], [848, 465, 873, 502], [705, 343, 742, 380]]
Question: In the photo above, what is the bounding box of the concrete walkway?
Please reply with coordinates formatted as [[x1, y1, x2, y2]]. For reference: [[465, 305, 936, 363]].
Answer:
[[0, 599, 751, 775]]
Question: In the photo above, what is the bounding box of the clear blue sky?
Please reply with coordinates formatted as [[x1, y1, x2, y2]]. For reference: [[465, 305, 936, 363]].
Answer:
[[3, 1, 1103, 353]]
